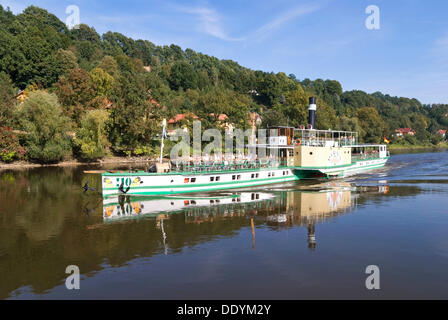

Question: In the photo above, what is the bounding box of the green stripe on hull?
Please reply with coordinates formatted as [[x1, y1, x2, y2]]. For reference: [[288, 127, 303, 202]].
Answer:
[[103, 176, 299, 197], [103, 174, 297, 190]]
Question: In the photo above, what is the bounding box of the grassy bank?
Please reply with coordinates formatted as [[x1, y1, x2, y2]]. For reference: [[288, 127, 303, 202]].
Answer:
[[388, 142, 448, 154]]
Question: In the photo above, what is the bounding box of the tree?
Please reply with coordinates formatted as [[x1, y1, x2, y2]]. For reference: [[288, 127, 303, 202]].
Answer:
[[54, 49, 78, 77], [97, 55, 119, 77], [0, 72, 16, 125], [413, 114, 428, 142], [54, 68, 95, 122], [16, 90, 71, 163], [169, 61, 198, 90], [90, 67, 114, 98], [75, 109, 110, 159], [280, 85, 308, 127], [355, 107, 387, 143]]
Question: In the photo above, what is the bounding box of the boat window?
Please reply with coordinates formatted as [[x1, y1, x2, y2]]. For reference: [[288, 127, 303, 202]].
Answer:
[[251, 174, 255, 178], [268, 172, 271, 177], [272, 172, 275, 177], [237, 175, 241, 180], [310, 152, 313, 155], [191, 178, 196, 183], [256, 173, 259, 178], [184, 178, 189, 183], [232, 175, 236, 180], [216, 176, 220, 182], [210, 177, 214, 182]]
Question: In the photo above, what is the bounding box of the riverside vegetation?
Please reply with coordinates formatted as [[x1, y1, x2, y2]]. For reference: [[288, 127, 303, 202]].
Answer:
[[1, 5, 447, 164]]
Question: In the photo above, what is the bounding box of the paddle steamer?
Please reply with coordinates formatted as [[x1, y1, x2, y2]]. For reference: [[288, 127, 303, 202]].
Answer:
[[101, 98, 389, 197]]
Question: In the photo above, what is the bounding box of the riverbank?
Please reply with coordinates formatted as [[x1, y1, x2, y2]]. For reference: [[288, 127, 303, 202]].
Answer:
[[0, 156, 158, 171], [388, 142, 448, 154]]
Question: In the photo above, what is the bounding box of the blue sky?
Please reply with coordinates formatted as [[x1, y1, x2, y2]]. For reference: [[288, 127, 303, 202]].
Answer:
[[2, 0, 448, 104]]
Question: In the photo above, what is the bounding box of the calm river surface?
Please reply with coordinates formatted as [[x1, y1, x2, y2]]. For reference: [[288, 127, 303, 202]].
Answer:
[[1, 151, 447, 299]]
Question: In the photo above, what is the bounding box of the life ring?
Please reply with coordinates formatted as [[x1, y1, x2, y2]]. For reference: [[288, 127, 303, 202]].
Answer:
[[295, 139, 302, 146]]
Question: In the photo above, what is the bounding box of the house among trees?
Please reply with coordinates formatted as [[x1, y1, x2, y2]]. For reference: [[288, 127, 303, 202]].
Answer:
[[167, 113, 200, 135], [436, 129, 446, 138], [210, 113, 234, 133], [394, 128, 415, 137]]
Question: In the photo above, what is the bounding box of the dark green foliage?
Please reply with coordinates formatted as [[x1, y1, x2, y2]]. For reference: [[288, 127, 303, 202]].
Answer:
[[169, 62, 198, 90], [0, 71, 17, 125]]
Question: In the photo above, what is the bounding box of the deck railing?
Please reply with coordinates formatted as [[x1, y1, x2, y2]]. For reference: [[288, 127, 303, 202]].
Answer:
[[170, 159, 289, 173]]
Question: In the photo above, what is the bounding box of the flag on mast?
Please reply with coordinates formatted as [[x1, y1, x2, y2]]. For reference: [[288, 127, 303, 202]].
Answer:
[[384, 137, 390, 144], [162, 118, 167, 139]]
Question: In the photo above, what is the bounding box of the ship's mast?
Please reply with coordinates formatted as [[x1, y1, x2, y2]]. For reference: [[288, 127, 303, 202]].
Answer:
[[160, 118, 167, 164]]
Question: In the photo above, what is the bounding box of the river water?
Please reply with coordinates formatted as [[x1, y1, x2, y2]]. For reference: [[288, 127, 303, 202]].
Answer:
[[0, 151, 447, 299]]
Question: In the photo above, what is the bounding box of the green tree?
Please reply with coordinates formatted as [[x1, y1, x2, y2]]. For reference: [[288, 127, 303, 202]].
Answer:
[[169, 61, 198, 90], [54, 68, 95, 122], [16, 90, 71, 163], [97, 55, 119, 77], [75, 109, 109, 159], [90, 67, 115, 97], [0, 72, 17, 125], [280, 85, 308, 127], [356, 107, 387, 143]]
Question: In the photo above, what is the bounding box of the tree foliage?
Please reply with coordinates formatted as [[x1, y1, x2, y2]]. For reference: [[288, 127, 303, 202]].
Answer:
[[16, 90, 71, 163], [75, 109, 109, 159]]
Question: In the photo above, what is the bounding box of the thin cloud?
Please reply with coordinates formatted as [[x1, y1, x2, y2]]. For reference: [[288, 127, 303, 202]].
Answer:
[[175, 5, 244, 42], [254, 4, 320, 40]]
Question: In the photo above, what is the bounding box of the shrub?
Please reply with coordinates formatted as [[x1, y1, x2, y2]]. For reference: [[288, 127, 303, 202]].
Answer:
[[16, 91, 72, 163], [0, 126, 26, 162]]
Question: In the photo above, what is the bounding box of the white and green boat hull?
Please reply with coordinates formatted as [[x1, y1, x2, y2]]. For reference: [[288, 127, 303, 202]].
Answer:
[[102, 167, 299, 197], [101, 156, 388, 197]]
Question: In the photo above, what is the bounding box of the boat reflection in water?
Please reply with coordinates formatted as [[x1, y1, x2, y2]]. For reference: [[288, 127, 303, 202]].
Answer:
[[102, 183, 389, 250]]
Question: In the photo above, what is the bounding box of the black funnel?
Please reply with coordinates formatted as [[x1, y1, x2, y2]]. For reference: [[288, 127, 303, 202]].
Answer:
[[308, 97, 316, 129]]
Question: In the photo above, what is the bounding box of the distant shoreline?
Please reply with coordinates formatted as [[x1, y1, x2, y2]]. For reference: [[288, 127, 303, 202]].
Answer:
[[388, 143, 448, 154], [0, 156, 158, 171]]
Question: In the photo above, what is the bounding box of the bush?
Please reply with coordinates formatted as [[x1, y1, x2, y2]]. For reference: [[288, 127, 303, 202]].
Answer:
[[16, 91, 72, 163], [0, 126, 26, 162], [75, 109, 110, 160]]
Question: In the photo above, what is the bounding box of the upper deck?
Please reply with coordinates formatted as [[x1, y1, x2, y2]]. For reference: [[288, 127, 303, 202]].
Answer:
[[267, 126, 358, 147]]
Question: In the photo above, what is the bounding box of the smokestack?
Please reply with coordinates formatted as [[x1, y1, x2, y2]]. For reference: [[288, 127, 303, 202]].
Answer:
[[308, 97, 316, 129]]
